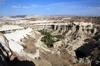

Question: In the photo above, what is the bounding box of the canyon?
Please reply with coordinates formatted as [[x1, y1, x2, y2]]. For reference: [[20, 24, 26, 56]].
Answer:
[[0, 16, 100, 66]]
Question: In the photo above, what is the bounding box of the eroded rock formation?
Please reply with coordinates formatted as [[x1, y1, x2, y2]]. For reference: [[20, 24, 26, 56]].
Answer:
[[0, 21, 100, 66]]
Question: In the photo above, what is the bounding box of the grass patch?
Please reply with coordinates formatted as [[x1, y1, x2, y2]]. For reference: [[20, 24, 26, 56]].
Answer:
[[38, 30, 63, 48]]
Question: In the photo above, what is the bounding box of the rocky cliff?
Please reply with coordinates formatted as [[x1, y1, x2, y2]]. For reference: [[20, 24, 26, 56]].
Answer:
[[0, 21, 100, 66]]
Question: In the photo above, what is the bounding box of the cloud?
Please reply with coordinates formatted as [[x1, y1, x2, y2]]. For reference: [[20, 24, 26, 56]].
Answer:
[[11, 1, 83, 9], [48, 2, 67, 6], [87, 7, 100, 10], [12, 6, 30, 8], [77, 6, 100, 16], [10, 1, 100, 16], [11, 1, 81, 9], [45, 2, 84, 9], [83, 6, 100, 12], [45, 8, 51, 10], [11, 4, 40, 9], [0, 0, 6, 5]]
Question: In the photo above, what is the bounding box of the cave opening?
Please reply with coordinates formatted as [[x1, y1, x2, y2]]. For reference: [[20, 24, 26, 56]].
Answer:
[[7, 57, 35, 66], [75, 42, 96, 58]]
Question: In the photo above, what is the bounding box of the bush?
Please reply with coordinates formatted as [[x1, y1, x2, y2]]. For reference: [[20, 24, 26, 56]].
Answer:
[[38, 30, 63, 48]]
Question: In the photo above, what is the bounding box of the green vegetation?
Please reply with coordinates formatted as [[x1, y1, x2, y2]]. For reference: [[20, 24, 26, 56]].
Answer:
[[38, 30, 63, 48], [22, 45, 27, 49]]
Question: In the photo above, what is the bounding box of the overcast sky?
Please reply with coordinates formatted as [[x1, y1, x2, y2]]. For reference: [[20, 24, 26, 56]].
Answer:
[[0, 0, 100, 16]]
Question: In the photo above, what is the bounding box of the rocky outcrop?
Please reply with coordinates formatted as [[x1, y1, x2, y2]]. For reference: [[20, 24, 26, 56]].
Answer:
[[0, 29, 36, 66], [0, 37, 35, 66], [48, 22, 99, 66], [0, 21, 100, 66]]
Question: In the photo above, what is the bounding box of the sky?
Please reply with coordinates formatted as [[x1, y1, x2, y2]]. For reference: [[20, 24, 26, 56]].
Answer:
[[0, 0, 100, 16]]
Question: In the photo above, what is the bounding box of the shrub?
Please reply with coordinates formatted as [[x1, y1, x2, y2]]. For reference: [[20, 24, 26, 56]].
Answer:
[[38, 30, 63, 48]]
